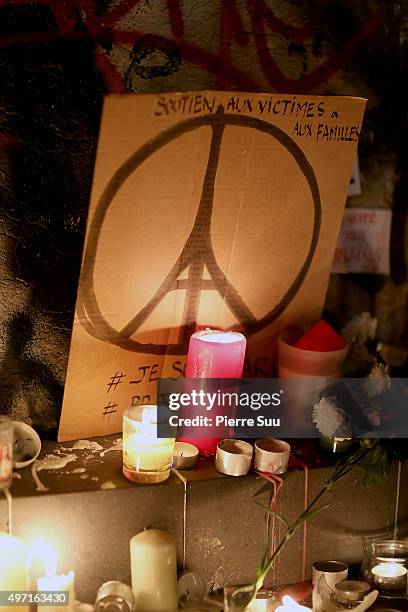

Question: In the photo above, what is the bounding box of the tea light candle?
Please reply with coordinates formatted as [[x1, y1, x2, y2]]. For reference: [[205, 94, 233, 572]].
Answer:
[[215, 439, 253, 476], [37, 571, 76, 612], [335, 580, 371, 602], [130, 529, 178, 612], [123, 405, 175, 483], [0, 532, 27, 612], [371, 562, 407, 591], [172, 442, 199, 469]]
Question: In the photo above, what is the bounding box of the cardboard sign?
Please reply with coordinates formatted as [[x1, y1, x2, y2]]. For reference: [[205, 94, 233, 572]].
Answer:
[[58, 91, 366, 440], [333, 208, 392, 274]]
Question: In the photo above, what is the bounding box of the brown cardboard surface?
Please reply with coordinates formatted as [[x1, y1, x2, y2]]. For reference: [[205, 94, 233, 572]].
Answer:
[[59, 91, 366, 441]]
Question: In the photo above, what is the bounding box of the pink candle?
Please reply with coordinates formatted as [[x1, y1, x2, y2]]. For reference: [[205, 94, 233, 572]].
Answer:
[[185, 328, 246, 378], [179, 328, 246, 456]]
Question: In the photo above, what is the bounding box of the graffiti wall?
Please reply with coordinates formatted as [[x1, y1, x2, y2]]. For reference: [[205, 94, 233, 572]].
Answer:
[[0, 0, 407, 434]]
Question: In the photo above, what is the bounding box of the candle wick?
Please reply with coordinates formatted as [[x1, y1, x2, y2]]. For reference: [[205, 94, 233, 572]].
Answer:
[[181, 452, 184, 457]]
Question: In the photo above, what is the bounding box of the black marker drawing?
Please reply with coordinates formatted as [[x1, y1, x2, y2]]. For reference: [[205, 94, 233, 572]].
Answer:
[[77, 105, 321, 355], [102, 401, 118, 419], [106, 372, 126, 392], [132, 394, 151, 407]]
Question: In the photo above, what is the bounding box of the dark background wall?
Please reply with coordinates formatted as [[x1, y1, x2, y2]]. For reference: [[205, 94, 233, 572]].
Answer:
[[0, 0, 407, 435]]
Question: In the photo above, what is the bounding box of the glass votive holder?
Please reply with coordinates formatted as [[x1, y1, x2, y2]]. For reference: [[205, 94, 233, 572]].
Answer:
[[361, 540, 408, 595], [223, 585, 254, 611], [223, 586, 282, 611], [249, 589, 281, 611], [123, 405, 175, 484]]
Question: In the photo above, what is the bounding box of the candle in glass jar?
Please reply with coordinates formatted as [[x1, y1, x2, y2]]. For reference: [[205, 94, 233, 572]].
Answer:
[[130, 529, 178, 612], [123, 405, 175, 483], [371, 562, 407, 591], [0, 532, 27, 612]]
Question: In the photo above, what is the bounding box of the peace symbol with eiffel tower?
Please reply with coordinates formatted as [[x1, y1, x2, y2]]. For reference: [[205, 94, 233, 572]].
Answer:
[[77, 105, 321, 355]]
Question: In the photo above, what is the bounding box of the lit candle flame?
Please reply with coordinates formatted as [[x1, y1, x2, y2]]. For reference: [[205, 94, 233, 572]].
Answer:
[[28, 539, 57, 577], [372, 562, 407, 578], [276, 595, 312, 611]]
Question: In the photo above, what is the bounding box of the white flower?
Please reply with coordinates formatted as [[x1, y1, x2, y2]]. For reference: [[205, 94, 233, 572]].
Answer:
[[312, 396, 353, 438], [364, 362, 391, 399], [366, 409, 382, 427], [342, 312, 377, 345]]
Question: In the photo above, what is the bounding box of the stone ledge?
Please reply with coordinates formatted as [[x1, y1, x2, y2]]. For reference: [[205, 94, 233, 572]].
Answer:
[[9, 436, 337, 499]]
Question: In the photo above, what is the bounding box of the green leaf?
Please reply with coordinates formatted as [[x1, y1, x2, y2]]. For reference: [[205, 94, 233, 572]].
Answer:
[[301, 503, 332, 522], [253, 481, 274, 499], [253, 501, 290, 529], [360, 444, 390, 487]]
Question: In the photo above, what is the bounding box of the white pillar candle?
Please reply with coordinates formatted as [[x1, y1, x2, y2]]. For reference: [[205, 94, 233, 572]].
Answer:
[[130, 529, 178, 612], [37, 571, 76, 612], [0, 532, 28, 612]]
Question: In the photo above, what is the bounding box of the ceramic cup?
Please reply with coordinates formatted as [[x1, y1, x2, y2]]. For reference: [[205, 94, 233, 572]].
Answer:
[[312, 560, 348, 589], [254, 438, 290, 474], [13, 421, 42, 468]]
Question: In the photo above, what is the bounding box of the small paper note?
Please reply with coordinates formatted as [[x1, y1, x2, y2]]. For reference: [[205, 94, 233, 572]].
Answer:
[[333, 208, 392, 274]]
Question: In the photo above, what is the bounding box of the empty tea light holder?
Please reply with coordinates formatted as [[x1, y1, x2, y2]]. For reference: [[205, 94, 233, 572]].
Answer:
[[95, 581, 135, 612], [254, 438, 291, 474], [215, 439, 253, 476]]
